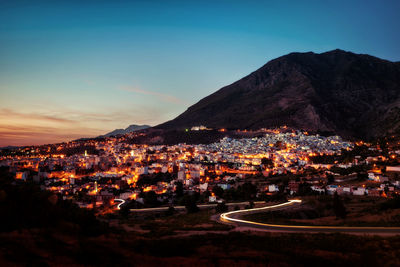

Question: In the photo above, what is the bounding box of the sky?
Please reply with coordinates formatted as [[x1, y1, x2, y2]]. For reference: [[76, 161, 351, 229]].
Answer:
[[0, 0, 399, 146]]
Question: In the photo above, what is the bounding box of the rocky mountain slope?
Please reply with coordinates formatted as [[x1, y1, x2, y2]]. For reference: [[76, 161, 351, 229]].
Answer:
[[157, 49, 400, 139]]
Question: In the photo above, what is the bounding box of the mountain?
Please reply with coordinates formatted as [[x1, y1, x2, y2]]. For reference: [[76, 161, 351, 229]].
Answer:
[[100, 124, 151, 138], [157, 49, 400, 139], [0, 146, 19, 150]]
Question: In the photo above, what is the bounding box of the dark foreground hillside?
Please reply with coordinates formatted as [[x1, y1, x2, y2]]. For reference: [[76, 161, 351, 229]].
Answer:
[[2, 228, 400, 266], [0, 167, 105, 235], [1, 167, 400, 266]]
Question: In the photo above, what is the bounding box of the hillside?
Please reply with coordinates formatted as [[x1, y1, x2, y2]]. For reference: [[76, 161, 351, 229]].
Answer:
[[157, 49, 400, 139], [100, 124, 151, 138]]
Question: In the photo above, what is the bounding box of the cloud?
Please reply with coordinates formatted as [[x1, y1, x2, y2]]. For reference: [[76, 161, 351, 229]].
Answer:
[[0, 105, 176, 146], [0, 108, 75, 124], [0, 124, 91, 146], [0, 108, 138, 128], [120, 86, 187, 105], [0, 108, 105, 146], [0, 129, 93, 146]]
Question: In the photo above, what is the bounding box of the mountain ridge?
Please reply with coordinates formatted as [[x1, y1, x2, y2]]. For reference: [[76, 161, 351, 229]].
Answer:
[[157, 49, 400, 139], [99, 124, 151, 138]]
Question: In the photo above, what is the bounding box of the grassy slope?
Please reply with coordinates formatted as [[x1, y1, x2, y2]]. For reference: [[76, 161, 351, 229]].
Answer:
[[1, 229, 400, 266]]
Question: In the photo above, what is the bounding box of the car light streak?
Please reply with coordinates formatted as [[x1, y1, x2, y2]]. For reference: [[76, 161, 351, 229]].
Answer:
[[114, 199, 125, 210], [129, 201, 266, 212], [220, 199, 301, 223], [220, 200, 400, 232]]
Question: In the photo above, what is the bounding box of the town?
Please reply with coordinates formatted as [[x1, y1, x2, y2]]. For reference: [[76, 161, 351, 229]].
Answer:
[[1, 127, 400, 213]]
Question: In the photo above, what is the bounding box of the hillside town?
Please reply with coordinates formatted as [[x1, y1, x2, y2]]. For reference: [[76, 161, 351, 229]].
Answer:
[[2, 127, 400, 212]]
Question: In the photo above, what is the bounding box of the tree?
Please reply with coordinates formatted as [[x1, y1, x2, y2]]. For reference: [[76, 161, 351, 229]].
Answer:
[[175, 181, 184, 198], [245, 201, 255, 209], [165, 206, 175, 216], [357, 172, 368, 181], [143, 191, 160, 207], [241, 182, 257, 200], [333, 192, 346, 219], [201, 190, 211, 202], [223, 187, 238, 201], [184, 195, 199, 213], [0, 167, 105, 236], [261, 157, 274, 167], [298, 182, 314, 196], [212, 185, 224, 198], [215, 202, 228, 213], [119, 205, 130, 218], [327, 174, 335, 184], [249, 201, 255, 209]]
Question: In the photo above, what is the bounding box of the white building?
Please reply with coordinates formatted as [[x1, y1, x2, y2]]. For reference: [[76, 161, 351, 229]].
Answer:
[[268, 184, 279, 192], [199, 183, 208, 192], [177, 170, 186, 180]]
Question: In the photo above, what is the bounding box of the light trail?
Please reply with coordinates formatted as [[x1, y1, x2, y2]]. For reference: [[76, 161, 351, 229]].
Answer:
[[220, 199, 301, 223], [114, 198, 125, 210], [129, 201, 266, 212], [219, 200, 400, 233]]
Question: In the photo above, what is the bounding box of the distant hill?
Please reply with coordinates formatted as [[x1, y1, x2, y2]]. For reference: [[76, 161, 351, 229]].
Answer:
[[99, 124, 151, 138], [157, 49, 400, 139], [0, 146, 19, 150]]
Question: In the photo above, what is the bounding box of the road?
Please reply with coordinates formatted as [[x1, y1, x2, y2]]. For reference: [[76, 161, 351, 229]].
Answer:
[[129, 201, 266, 212], [114, 199, 125, 210], [220, 199, 400, 234]]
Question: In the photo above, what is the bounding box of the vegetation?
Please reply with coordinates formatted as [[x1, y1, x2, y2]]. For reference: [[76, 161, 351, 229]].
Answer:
[[2, 227, 400, 266], [136, 172, 173, 187], [3, 164, 400, 265], [380, 195, 400, 211], [135, 209, 232, 236], [0, 167, 107, 236], [221, 182, 258, 201], [333, 192, 347, 219], [183, 195, 200, 214], [215, 202, 228, 213]]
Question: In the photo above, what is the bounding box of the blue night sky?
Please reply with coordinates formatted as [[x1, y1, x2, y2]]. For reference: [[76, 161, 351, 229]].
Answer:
[[0, 0, 399, 146]]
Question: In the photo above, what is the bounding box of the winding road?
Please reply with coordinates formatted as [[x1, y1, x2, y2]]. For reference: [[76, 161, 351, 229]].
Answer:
[[129, 201, 266, 212], [220, 199, 400, 234], [114, 198, 126, 210]]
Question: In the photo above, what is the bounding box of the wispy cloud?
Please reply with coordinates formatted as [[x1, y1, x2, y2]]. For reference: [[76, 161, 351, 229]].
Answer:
[[0, 106, 176, 146], [0, 124, 97, 146], [0, 128, 94, 146], [0, 108, 75, 124], [0, 108, 139, 127], [120, 86, 187, 105]]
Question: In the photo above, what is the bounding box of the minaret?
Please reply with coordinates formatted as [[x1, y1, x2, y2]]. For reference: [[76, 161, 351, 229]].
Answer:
[[84, 150, 88, 157], [94, 181, 98, 193]]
